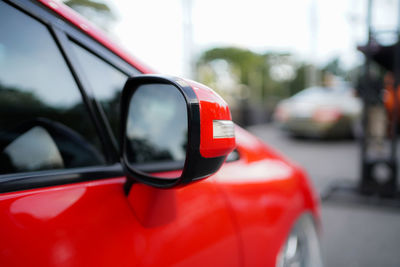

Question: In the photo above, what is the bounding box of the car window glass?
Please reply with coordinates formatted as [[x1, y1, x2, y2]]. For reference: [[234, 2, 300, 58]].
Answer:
[[0, 1, 105, 175], [70, 42, 129, 141]]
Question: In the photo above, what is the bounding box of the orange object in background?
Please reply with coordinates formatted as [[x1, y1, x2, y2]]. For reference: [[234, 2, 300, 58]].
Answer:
[[383, 72, 400, 119]]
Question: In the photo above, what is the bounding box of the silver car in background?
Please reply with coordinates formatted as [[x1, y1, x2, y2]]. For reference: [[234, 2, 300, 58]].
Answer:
[[274, 86, 362, 138]]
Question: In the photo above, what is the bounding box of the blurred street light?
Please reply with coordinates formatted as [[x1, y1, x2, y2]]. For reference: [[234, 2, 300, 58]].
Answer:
[[182, 0, 195, 79]]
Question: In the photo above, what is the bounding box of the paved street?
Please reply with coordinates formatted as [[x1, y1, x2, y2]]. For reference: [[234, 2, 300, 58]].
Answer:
[[248, 124, 400, 267]]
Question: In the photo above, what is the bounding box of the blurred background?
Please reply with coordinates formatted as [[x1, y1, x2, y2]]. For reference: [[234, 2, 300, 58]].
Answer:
[[63, 0, 400, 266]]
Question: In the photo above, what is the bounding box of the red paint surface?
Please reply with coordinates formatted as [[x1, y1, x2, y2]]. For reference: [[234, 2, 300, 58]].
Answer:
[[186, 79, 236, 158], [214, 126, 320, 266], [0, 177, 241, 267], [0, 127, 319, 267], [0, 2, 320, 266]]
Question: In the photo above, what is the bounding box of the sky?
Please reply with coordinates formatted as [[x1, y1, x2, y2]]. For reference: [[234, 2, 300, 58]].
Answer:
[[102, 0, 398, 78]]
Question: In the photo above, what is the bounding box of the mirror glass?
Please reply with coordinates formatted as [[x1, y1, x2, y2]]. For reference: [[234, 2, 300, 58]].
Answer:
[[125, 83, 188, 177]]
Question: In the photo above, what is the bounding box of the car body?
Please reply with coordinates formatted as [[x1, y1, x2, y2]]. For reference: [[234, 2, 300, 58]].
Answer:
[[274, 86, 362, 138], [0, 1, 321, 266]]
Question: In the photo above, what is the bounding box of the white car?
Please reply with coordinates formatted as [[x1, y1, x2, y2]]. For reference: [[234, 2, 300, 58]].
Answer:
[[274, 86, 362, 138]]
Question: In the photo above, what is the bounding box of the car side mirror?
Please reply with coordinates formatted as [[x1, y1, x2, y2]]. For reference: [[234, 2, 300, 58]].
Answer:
[[120, 75, 236, 188]]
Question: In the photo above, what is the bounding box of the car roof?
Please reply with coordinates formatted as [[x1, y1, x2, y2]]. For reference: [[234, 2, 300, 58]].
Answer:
[[37, 0, 155, 74]]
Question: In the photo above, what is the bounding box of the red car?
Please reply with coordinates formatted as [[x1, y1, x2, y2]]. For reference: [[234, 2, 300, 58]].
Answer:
[[0, 1, 322, 266]]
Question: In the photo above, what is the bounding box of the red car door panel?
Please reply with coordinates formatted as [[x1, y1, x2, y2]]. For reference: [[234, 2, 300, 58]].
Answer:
[[0, 177, 241, 267]]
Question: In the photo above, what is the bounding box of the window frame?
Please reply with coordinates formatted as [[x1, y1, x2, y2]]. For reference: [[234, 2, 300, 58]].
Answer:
[[0, 0, 138, 193], [64, 37, 136, 153], [51, 7, 141, 158]]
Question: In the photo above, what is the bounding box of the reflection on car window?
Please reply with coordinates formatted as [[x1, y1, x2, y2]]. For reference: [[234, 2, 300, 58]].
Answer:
[[0, 1, 105, 175], [70, 42, 129, 141], [3, 126, 64, 172]]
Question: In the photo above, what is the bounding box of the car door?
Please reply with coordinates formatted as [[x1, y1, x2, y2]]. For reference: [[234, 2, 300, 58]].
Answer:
[[0, 1, 241, 266]]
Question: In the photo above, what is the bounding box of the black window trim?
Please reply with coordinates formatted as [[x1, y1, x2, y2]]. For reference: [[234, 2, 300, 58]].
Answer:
[[59, 35, 132, 157], [52, 28, 119, 162], [46, 1, 142, 157], [0, 164, 124, 193], [0, 0, 127, 193], [66, 34, 138, 78]]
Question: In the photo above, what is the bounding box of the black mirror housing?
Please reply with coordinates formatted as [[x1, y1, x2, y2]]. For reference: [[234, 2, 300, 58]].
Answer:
[[120, 75, 236, 188]]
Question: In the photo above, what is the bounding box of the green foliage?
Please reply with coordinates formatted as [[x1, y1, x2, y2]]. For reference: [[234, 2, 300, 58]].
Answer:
[[199, 47, 264, 85], [288, 63, 308, 96], [196, 47, 309, 104], [64, 0, 112, 12], [63, 0, 116, 31]]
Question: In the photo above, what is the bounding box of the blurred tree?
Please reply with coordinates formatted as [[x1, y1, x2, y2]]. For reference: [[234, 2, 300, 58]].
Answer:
[[63, 0, 116, 31], [287, 63, 308, 96], [197, 47, 268, 106], [199, 47, 264, 85], [197, 47, 308, 102]]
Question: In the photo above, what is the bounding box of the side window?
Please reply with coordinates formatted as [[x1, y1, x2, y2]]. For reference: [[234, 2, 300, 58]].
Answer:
[[70, 42, 129, 142], [0, 2, 105, 175]]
